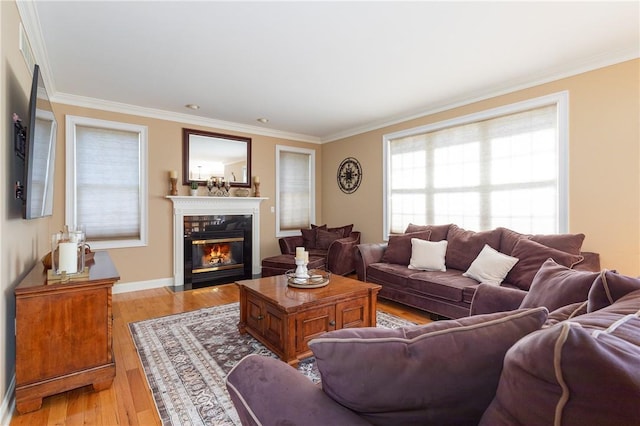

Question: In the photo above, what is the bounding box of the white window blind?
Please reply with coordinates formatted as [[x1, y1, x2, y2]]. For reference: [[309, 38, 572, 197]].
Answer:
[[276, 146, 315, 236], [66, 116, 148, 249], [384, 93, 567, 237]]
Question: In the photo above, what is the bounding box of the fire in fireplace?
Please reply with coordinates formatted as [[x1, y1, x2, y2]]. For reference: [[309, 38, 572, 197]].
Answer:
[[183, 215, 252, 290]]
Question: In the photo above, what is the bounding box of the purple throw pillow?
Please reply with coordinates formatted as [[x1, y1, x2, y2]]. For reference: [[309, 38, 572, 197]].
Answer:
[[445, 225, 502, 271], [316, 229, 342, 250], [380, 230, 431, 265], [310, 308, 548, 426], [506, 238, 584, 290], [587, 270, 640, 312], [530, 232, 585, 255], [404, 223, 452, 242], [519, 259, 600, 312]]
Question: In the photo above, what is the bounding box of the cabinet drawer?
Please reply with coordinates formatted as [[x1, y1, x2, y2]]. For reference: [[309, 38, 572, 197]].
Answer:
[[336, 296, 369, 329]]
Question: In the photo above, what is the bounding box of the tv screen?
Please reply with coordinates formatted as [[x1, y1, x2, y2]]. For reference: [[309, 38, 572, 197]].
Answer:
[[24, 64, 57, 219]]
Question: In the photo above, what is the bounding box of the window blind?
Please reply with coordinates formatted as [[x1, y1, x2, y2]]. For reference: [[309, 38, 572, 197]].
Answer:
[[278, 150, 312, 231]]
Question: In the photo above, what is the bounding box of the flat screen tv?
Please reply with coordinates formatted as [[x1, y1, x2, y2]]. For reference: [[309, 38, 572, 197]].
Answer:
[[23, 64, 57, 219]]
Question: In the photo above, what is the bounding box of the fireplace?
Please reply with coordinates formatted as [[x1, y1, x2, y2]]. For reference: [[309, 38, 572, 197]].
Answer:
[[167, 196, 266, 290], [183, 215, 252, 289]]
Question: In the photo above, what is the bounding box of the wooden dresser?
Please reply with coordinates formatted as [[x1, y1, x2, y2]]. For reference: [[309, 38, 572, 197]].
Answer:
[[14, 251, 119, 414]]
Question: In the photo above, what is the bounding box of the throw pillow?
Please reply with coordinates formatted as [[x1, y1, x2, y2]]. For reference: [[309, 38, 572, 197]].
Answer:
[[405, 223, 452, 242], [316, 229, 343, 250], [506, 238, 584, 290], [380, 230, 431, 265], [587, 270, 640, 312], [408, 238, 448, 271], [328, 224, 354, 238], [445, 225, 502, 271], [497, 227, 530, 256], [530, 232, 585, 255], [301, 224, 327, 249], [309, 308, 548, 426], [462, 244, 519, 285], [519, 258, 600, 312]]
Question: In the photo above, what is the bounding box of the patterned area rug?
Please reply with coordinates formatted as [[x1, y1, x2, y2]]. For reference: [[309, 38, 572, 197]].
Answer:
[[129, 302, 415, 425]]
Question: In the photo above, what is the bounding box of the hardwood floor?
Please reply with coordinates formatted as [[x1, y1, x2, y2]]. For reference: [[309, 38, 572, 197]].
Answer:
[[9, 283, 432, 425]]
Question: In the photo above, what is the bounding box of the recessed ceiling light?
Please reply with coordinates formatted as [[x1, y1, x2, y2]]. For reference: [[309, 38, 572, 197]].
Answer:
[[185, 104, 200, 110], [257, 117, 269, 124]]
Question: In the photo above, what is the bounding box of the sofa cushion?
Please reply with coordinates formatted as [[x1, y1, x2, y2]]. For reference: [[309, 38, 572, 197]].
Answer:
[[301, 224, 327, 249], [506, 238, 584, 290], [367, 263, 416, 288], [380, 230, 432, 265], [587, 270, 640, 312], [462, 244, 519, 285], [405, 223, 452, 242], [406, 270, 478, 302], [328, 224, 354, 238], [497, 227, 529, 256], [480, 291, 640, 426], [530, 232, 585, 255], [543, 301, 588, 328], [519, 258, 600, 312], [408, 238, 447, 271], [316, 229, 343, 250], [445, 225, 502, 271], [309, 308, 548, 426]]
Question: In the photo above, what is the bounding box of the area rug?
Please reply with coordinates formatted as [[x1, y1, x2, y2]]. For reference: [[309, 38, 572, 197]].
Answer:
[[129, 302, 416, 426]]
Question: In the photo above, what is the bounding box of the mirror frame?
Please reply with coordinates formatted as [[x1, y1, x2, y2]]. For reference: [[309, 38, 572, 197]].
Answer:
[[182, 128, 252, 188]]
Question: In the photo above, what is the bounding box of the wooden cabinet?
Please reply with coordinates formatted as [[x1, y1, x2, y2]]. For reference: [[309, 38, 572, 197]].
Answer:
[[14, 251, 119, 414], [237, 275, 380, 366]]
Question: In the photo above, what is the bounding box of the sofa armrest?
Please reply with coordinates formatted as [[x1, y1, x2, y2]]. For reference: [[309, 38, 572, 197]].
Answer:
[[470, 283, 528, 316], [326, 232, 361, 276], [354, 243, 387, 282], [574, 251, 600, 272], [226, 355, 369, 426], [279, 235, 305, 255]]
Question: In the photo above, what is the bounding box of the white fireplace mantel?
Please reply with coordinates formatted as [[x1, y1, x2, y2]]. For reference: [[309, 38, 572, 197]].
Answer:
[[167, 196, 268, 287]]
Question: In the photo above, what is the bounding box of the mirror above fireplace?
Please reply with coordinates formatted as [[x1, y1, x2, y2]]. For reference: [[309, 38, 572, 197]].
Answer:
[[182, 128, 252, 187]]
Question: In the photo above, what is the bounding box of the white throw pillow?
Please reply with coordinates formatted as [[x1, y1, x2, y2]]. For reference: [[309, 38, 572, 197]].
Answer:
[[408, 238, 447, 271], [463, 244, 519, 285]]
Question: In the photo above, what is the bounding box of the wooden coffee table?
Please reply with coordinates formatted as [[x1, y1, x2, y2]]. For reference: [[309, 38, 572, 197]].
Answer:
[[236, 274, 381, 366]]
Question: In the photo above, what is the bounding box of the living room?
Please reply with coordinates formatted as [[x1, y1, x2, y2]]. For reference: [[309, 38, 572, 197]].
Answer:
[[2, 1, 639, 424]]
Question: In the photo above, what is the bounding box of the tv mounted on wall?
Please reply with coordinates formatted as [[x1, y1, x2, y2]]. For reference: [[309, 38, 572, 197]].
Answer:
[[21, 64, 57, 219]]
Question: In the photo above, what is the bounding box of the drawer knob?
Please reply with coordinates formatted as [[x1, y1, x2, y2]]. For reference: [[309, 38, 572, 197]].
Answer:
[[329, 320, 336, 326], [257, 315, 264, 320]]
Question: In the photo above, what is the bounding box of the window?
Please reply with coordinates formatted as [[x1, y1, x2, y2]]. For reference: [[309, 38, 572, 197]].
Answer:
[[276, 145, 315, 237], [383, 92, 568, 238], [65, 116, 148, 249]]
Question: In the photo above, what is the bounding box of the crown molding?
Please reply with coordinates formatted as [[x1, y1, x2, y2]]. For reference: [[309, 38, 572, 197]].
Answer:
[[52, 92, 322, 144]]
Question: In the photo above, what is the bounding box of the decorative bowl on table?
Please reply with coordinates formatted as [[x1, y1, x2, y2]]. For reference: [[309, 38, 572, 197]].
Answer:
[[285, 269, 331, 288]]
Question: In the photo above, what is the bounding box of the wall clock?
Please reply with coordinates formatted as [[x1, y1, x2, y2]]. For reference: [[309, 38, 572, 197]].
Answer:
[[337, 157, 362, 194]]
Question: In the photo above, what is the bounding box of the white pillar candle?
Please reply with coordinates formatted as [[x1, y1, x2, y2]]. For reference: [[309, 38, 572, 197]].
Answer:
[[58, 242, 78, 274], [295, 246, 305, 260], [254, 176, 260, 184], [304, 251, 309, 263], [169, 170, 177, 179]]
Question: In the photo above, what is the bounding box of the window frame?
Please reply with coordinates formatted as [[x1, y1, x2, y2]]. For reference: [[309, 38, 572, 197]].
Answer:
[[275, 145, 316, 237], [382, 91, 569, 240], [65, 115, 149, 249]]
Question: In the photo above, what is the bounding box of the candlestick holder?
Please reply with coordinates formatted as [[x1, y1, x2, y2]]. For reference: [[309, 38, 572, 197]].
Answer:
[[254, 181, 261, 197], [294, 258, 309, 280], [169, 177, 178, 196]]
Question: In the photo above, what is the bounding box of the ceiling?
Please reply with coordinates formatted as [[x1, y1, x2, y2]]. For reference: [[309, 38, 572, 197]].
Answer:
[[20, 1, 640, 143]]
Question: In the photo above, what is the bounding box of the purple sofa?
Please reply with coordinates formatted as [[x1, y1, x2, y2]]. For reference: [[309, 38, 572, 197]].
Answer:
[[226, 269, 640, 425], [354, 223, 600, 319]]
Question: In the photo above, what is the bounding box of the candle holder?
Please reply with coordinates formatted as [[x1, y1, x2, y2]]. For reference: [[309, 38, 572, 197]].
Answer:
[[294, 258, 310, 280], [169, 177, 178, 196], [254, 181, 261, 197]]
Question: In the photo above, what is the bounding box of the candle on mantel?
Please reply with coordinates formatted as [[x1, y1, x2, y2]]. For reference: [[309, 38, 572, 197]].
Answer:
[[295, 246, 305, 260], [58, 242, 78, 274], [254, 176, 260, 184], [169, 170, 177, 179]]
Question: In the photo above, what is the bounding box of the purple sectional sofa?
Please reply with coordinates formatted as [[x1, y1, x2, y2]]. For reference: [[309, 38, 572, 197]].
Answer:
[[355, 223, 600, 319], [226, 269, 640, 426]]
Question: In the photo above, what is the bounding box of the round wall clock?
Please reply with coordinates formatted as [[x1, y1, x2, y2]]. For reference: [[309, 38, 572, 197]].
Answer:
[[337, 157, 362, 194]]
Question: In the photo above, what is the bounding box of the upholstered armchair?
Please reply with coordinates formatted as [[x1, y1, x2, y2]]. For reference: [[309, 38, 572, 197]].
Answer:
[[279, 226, 361, 276]]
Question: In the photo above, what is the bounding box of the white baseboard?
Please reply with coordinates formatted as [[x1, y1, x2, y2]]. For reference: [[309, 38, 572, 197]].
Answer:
[[1, 375, 15, 426], [112, 277, 175, 294]]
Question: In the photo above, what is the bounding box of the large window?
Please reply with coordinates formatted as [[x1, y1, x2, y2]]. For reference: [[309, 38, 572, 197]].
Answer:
[[384, 92, 568, 238], [276, 145, 315, 237], [65, 116, 148, 249]]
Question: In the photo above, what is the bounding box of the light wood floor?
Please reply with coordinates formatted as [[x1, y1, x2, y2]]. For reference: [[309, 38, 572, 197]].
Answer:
[[10, 282, 432, 425]]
